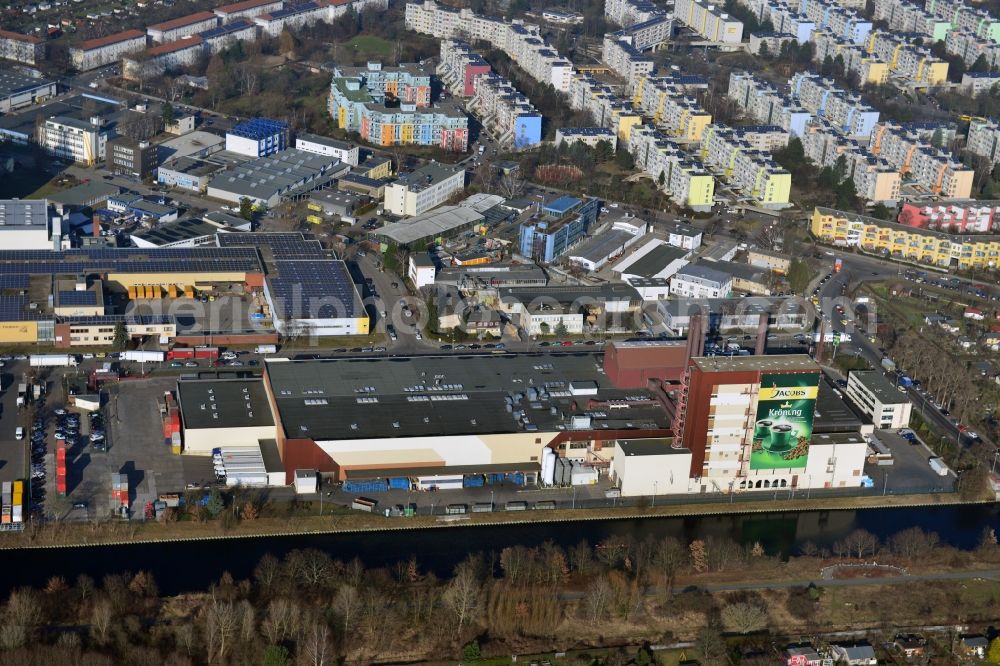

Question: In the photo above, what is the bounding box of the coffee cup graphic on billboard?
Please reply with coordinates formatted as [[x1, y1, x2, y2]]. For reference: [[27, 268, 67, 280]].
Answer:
[[749, 372, 819, 470]]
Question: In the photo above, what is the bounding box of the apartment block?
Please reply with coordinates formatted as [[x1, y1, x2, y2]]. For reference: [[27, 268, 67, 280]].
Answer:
[[790, 73, 880, 138], [334, 61, 432, 107], [673, 0, 744, 43], [602, 36, 655, 86], [632, 75, 713, 141], [811, 206, 1000, 269], [802, 121, 900, 203], [898, 201, 1000, 233], [810, 28, 890, 85], [555, 127, 618, 150], [327, 63, 469, 152], [729, 150, 792, 208], [438, 40, 491, 97], [604, 0, 666, 26], [945, 29, 1000, 68], [727, 71, 812, 136], [199, 20, 257, 53], [750, 31, 797, 54], [255, 2, 331, 37], [628, 125, 715, 211], [70, 29, 147, 71], [925, 0, 1000, 42], [800, 0, 871, 44], [147, 11, 219, 42], [701, 124, 789, 176], [405, 1, 574, 91], [968, 118, 1000, 163], [961, 71, 1000, 94], [214, 0, 282, 22], [739, 0, 814, 42], [0, 29, 45, 65], [869, 122, 972, 197], [872, 0, 951, 41], [123, 36, 204, 81], [468, 71, 542, 148], [865, 31, 949, 84]]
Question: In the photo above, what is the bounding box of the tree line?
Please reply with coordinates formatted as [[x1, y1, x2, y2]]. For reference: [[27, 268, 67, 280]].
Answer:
[[1, 525, 999, 664]]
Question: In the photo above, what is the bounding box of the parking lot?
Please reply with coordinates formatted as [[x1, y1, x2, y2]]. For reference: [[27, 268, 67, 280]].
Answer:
[[863, 429, 955, 494]]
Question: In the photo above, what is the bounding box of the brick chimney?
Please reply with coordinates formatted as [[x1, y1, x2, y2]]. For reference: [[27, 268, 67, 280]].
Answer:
[[92, 214, 100, 238]]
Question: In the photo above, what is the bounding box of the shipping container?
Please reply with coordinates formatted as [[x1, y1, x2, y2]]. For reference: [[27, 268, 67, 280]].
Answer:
[[254, 344, 278, 354], [184, 285, 194, 298], [445, 504, 467, 515], [167, 348, 195, 360], [225, 474, 269, 487], [415, 475, 463, 491], [122, 350, 165, 362], [194, 347, 219, 359], [472, 502, 493, 513], [158, 494, 181, 508], [504, 501, 528, 511], [534, 500, 557, 510]]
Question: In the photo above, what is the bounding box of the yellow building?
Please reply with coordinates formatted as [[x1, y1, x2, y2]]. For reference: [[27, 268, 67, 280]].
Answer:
[[810, 207, 1000, 269]]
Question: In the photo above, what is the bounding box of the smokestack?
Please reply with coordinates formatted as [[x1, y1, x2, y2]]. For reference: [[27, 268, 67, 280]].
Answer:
[[92, 214, 100, 239], [692, 313, 704, 357], [754, 312, 768, 356]]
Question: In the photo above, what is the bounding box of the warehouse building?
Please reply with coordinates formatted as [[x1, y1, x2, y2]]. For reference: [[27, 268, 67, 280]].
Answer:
[[157, 157, 223, 192], [566, 217, 647, 272], [295, 133, 359, 166], [0, 68, 56, 113], [177, 378, 277, 455], [375, 193, 502, 246], [206, 149, 348, 208], [262, 352, 672, 483], [130, 217, 247, 248], [844, 370, 912, 429], [383, 163, 466, 217]]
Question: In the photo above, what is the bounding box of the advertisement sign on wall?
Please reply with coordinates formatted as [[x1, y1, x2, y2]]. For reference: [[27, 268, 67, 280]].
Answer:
[[750, 372, 819, 470]]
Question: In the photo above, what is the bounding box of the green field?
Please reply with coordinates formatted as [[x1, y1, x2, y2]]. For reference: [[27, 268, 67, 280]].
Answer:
[[345, 34, 393, 57]]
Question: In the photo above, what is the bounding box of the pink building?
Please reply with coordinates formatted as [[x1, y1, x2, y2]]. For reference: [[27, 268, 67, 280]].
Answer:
[[898, 202, 1000, 233]]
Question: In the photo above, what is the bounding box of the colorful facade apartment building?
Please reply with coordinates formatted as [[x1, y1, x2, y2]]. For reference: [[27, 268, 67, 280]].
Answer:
[[864, 31, 949, 85], [328, 63, 468, 151], [810, 206, 1000, 269], [897, 201, 1000, 234], [869, 122, 973, 198], [632, 75, 712, 141]]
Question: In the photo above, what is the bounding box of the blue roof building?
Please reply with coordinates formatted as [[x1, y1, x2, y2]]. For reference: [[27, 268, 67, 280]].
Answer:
[[226, 117, 289, 157], [519, 196, 599, 263]]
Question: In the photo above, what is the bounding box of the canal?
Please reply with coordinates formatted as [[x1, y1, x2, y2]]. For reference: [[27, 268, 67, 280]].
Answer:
[[0, 504, 996, 596]]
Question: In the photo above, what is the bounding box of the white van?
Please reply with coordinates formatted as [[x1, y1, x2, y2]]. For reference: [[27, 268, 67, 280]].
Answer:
[[14, 427, 24, 440]]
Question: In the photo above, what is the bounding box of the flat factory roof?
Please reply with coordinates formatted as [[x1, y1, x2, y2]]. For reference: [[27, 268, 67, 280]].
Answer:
[[178, 378, 275, 430], [691, 354, 820, 373], [265, 352, 672, 441]]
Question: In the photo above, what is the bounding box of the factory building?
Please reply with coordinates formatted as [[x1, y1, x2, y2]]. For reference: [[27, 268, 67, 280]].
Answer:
[[845, 370, 912, 429], [225, 118, 289, 158], [0, 199, 59, 250], [675, 355, 868, 492], [177, 378, 277, 455]]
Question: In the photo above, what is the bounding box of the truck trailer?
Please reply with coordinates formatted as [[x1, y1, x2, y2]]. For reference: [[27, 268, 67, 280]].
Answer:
[[29, 354, 78, 367]]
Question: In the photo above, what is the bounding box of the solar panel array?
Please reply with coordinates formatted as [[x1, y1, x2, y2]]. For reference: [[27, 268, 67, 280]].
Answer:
[[0, 295, 33, 322], [0, 275, 29, 289], [58, 291, 98, 306], [268, 260, 363, 319], [60, 314, 175, 325], [217, 233, 325, 260], [0, 247, 263, 275]]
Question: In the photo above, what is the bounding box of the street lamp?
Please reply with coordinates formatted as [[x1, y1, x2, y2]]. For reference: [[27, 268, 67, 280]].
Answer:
[[651, 480, 657, 507]]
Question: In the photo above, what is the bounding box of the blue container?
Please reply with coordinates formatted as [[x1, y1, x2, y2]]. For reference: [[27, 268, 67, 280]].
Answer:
[[487, 473, 505, 485], [343, 479, 388, 493], [463, 475, 485, 488], [388, 477, 410, 490], [505, 472, 525, 486]]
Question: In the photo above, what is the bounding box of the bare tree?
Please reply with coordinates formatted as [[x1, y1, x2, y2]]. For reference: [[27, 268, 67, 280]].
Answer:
[[583, 576, 611, 623], [205, 600, 239, 663], [301, 622, 332, 666], [332, 584, 360, 639], [442, 559, 483, 633], [843, 529, 880, 559], [721, 601, 768, 634], [496, 170, 526, 199], [90, 599, 113, 645]]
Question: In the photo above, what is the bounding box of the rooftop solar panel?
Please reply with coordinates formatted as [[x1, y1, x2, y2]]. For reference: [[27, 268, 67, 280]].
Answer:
[[58, 290, 98, 306], [268, 260, 364, 319]]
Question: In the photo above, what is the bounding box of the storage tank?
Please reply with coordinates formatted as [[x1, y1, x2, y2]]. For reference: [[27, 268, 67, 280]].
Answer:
[[541, 447, 555, 485]]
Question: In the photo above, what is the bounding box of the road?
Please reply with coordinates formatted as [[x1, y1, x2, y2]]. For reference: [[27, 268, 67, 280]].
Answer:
[[817, 254, 968, 445]]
